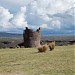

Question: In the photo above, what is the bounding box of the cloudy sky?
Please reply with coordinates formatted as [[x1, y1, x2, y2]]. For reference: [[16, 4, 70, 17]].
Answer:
[[0, 0, 75, 35]]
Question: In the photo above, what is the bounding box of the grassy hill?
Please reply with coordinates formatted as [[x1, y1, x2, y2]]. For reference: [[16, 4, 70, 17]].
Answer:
[[0, 45, 74, 75], [0, 32, 75, 41], [0, 32, 22, 38], [41, 35, 75, 41]]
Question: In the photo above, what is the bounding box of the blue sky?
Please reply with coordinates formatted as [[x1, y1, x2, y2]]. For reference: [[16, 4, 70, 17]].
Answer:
[[0, 0, 75, 35]]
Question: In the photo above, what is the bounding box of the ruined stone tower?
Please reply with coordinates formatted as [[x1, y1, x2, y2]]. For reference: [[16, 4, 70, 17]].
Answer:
[[23, 27, 41, 48]]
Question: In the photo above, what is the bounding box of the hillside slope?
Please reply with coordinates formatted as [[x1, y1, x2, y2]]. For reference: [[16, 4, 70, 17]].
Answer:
[[0, 45, 74, 75]]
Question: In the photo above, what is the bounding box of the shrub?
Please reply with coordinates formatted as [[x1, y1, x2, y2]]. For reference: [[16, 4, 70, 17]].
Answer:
[[38, 46, 43, 52], [0, 42, 7, 49], [37, 44, 48, 52], [49, 41, 55, 51], [42, 44, 48, 52]]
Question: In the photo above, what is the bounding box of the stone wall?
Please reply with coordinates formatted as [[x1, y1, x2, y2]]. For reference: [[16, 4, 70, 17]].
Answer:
[[23, 27, 41, 48]]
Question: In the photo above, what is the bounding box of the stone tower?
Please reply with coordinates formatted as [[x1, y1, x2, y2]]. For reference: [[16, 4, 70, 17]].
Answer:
[[23, 27, 41, 48]]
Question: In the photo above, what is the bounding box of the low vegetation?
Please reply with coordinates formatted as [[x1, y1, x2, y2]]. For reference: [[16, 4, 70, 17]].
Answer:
[[0, 45, 74, 75], [48, 41, 55, 51], [38, 44, 48, 52], [0, 37, 22, 49]]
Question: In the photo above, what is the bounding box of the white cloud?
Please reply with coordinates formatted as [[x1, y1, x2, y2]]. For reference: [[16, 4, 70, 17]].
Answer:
[[40, 24, 48, 29], [0, 0, 33, 6], [51, 20, 61, 29], [66, 7, 75, 16], [0, 6, 13, 30], [25, 0, 74, 29], [11, 6, 28, 28], [26, 0, 74, 16], [0, 6, 28, 32], [0, 0, 74, 34], [0, 0, 34, 13], [40, 15, 52, 22]]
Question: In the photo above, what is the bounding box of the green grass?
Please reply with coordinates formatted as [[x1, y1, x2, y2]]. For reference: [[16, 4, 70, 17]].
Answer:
[[0, 45, 75, 75]]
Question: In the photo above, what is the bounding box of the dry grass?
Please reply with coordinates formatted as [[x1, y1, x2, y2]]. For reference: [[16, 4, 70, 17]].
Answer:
[[49, 41, 55, 51], [38, 44, 48, 52], [0, 45, 74, 75]]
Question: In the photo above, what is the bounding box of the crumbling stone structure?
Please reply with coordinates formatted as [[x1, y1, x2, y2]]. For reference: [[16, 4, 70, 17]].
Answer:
[[23, 27, 41, 48]]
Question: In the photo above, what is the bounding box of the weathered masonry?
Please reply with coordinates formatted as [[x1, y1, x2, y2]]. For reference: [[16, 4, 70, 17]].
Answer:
[[23, 27, 41, 48]]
